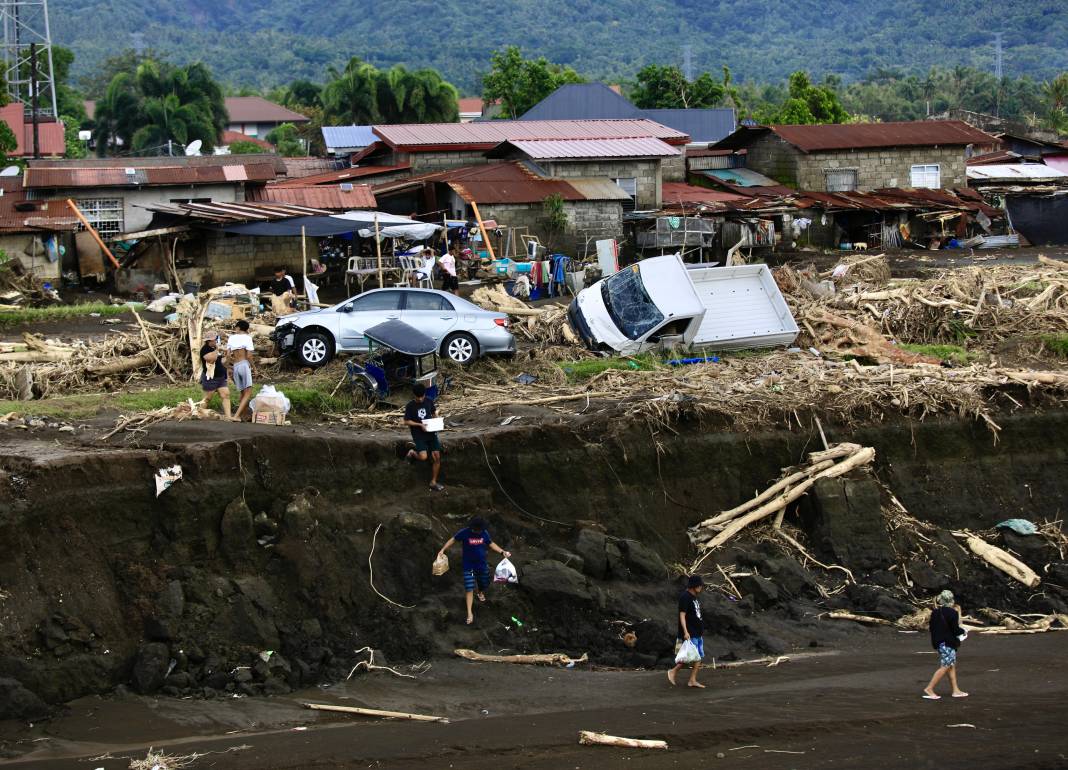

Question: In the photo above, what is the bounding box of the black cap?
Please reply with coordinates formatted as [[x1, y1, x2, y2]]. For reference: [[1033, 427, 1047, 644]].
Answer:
[[468, 516, 486, 531], [686, 574, 705, 589]]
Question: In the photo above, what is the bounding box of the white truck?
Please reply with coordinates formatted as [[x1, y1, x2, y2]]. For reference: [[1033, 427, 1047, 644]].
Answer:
[[567, 254, 799, 355]]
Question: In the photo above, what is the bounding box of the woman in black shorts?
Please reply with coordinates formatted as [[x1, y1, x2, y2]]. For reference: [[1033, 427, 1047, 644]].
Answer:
[[199, 334, 232, 420]]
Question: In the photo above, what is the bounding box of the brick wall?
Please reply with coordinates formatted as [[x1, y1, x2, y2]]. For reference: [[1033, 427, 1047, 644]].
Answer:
[[796, 146, 967, 191], [543, 159, 661, 208], [744, 134, 801, 186], [661, 152, 686, 182], [409, 151, 490, 172], [184, 232, 306, 286]]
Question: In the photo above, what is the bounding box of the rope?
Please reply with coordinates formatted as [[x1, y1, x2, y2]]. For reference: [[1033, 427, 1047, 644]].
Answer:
[[368, 524, 415, 609], [475, 435, 569, 527]]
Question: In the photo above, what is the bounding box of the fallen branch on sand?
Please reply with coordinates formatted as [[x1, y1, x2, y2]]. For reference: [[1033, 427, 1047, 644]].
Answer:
[[953, 532, 1042, 588], [578, 731, 667, 750], [824, 610, 898, 627], [347, 646, 417, 680], [303, 702, 447, 723], [454, 649, 588, 666], [101, 398, 224, 440]]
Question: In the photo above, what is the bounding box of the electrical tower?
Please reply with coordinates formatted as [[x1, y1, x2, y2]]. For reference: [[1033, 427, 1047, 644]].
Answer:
[[0, 0, 59, 118], [993, 32, 1004, 81], [682, 44, 693, 81]]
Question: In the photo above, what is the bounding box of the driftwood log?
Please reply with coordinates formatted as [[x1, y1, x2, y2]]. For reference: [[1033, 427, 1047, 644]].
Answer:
[[303, 703, 447, 723], [455, 649, 588, 666], [956, 534, 1041, 588], [578, 731, 667, 750], [84, 350, 156, 377]]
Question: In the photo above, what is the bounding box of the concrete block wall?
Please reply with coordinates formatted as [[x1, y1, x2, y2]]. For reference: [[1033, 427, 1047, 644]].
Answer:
[[201, 233, 306, 286], [409, 151, 490, 172], [544, 159, 661, 209], [744, 134, 801, 186], [796, 146, 967, 191], [0, 233, 62, 283], [661, 152, 686, 182], [478, 200, 623, 255]]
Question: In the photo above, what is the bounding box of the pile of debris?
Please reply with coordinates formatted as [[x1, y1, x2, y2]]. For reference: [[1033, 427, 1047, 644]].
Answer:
[[470, 285, 583, 350], [0, 258, 60, 309]]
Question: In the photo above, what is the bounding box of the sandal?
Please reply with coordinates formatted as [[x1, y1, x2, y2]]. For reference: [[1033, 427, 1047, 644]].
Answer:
[[430, 483, 445, 492]]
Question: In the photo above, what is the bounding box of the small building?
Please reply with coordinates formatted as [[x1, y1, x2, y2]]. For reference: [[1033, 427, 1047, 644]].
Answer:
[[373, 162, 630, 253], [712, 121, 998, 193], [358, 118, 689, 175], [519, 83, 736, 147], [485, 136, 681, 210], [224, 96, 309, 139], [0, 176, 79, 282], [23, 155, 286, 235], [0, 103, 65, 159], [458, 97, 486, 122], [217, 130, 274, 154]]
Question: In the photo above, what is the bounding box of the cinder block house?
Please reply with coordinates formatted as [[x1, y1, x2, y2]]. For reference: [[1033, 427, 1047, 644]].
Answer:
[[711, 121, 999, 192]]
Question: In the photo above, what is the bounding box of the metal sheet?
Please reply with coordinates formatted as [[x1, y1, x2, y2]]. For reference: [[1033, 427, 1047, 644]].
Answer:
[[374, 119, 688, 150], [497, 137, 678, 159]]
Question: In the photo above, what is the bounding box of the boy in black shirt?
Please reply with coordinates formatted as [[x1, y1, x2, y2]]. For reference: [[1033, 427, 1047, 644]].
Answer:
[[668, 574, 706, 688], [403, 382, 444, 491]]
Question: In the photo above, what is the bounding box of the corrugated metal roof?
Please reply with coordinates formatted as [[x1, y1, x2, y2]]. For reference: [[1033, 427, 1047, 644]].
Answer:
[[967, 163, 1068, 180], [321, 125, 378, 149], [249, 184, 376, 210], [0, 177, 79, 233], [493, 137, 679, 159], [457, 97, 485, 115], [700, 168, 781, 187], [661, 182, 749, 206], [273, 164, 410, 187], [373, 162, 627, 204], [641, 108, 736, 144], [24, 162, 278, 188], [225, 96, 309, 124], [564, 178, 632, 201], [373, 119, 689, 150], [714, 121, 999, 153], [30, 154, 288, 172], [139, 200, 331, 224]]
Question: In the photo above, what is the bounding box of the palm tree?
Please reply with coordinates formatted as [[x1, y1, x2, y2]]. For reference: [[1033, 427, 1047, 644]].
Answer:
[[130, 93, 215, 154], [322, 57, 379, 124], [1043, 73, 1068, 132], [92, 72, 141, 155]]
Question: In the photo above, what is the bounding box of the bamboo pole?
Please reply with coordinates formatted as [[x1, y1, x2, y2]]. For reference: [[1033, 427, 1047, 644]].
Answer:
[[374, 214, 383, 288], [66, 199, 120, 269], [303, 702, 447, 723], [470, 201, 496, 261]]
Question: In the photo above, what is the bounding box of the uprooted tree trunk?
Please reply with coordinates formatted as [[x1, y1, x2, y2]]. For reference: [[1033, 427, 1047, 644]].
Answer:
[[955, 533, 1041, 588]]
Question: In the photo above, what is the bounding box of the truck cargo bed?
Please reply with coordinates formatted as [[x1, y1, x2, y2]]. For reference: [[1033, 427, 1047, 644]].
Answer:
[[686, 263, 799, 349]]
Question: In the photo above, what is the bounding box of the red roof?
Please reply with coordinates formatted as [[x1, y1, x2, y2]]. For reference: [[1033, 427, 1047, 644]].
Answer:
[[491, 137, 679, 160], [0, 176, 80, 233], [661, 182, 749, 206], [374, 162, 629, 205], [769, 121, 998, 153], [967, 149, 1021, 166], [273, 164, 410, 187], [23, 161, 279, 188], [220, 130, 273, 150], [457, 97, 485, 115], [373, 118, 689, 151], [248, 184, 376, 210], [225, 97, 309, 124], [0, 104, 66, 157]]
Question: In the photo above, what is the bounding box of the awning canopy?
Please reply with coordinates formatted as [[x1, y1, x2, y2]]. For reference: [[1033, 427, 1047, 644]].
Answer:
[[364, 319, 437, 355], [216, 211, 442, 238]]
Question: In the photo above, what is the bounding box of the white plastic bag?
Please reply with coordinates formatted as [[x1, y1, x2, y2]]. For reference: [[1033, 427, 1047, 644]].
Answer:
[[674, 639, 701, 665], [494, 557, 518, 584], [250, 384, 291, 414], [432, 553, 449, 576]]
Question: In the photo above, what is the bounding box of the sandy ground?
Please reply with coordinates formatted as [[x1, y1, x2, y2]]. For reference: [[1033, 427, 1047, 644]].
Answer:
[[1, 632, 1065, 769]]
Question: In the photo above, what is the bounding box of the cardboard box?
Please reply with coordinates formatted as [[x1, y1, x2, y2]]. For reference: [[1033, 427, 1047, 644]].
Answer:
[[253, 411, 287, 426]]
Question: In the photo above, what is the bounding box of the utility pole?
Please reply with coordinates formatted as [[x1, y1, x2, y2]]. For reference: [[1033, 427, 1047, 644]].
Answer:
[[682, 44, 693, 81], [29, 40, 37, 158]]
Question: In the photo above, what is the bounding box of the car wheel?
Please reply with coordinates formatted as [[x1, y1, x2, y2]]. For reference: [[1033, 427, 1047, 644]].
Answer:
[[443, 332, 478, 365], [296, 331, 333, 368]]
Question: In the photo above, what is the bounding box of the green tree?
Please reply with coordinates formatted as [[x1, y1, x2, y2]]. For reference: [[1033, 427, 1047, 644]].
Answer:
[[280, 79, 322, 111], [1042, 73, 1068, 132], [481, 45, 585, 119], [266, 122, 304, 156], [375, 66, 458, 123], [92, 71, 141, 154], [227, 139, 267, 154], [0, 121, 17, 165], [131, 92, 216, 154], [322, 57, 379, 124], [61, 114, 88, 158], [764, 71, 849, 124], [630, 64, 725, 109]]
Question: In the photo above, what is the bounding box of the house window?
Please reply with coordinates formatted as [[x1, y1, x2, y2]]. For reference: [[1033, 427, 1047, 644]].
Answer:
[[613, 177, 638, 211], [76, 198, 124, 236], [824, 169, 858, 192], [910, 164, 941, 189]]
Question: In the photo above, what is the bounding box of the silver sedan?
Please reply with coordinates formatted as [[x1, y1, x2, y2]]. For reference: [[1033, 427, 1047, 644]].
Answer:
[[273, 288, 516, 367]]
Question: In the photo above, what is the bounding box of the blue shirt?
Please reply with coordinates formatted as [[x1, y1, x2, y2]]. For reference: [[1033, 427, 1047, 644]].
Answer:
[[454, 528, 492, 570]]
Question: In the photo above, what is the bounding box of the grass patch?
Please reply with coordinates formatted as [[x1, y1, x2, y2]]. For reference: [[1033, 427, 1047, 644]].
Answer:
[[900, 343, 978, 364], [560, 355, 659, 382], [1040, 334, 1068, 358], [0, 302, 140, 328]]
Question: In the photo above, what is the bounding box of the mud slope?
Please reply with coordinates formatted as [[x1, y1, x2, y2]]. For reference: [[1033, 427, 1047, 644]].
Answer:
[[0, 409, 1065, 713]]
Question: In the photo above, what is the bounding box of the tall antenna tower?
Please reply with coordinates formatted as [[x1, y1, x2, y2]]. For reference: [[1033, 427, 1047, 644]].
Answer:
[[993, 32, 1003, 81], [682, 44, 693, 81], [0, 0, 58, 118]]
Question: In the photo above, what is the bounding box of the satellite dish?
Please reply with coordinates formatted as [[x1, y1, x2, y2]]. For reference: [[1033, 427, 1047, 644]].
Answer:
[[184, 139, 203, 156], [0, 165, 19, 176]]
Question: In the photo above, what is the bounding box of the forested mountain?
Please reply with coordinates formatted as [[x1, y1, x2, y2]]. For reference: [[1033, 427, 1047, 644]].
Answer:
[[54, 0, 1068, 93]]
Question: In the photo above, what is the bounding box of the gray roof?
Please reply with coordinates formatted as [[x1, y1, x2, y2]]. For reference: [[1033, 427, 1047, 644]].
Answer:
[[519, 83, 736, 144], [321, 125, 378, 150]]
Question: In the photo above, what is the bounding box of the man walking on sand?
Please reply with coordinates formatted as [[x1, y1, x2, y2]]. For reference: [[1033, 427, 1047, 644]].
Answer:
[[403, 382, 444, 491], [227, 320, 255, 421], [436, 516, 510, 625], [923, 589, 969, 700], [668, 575, 706, 688]]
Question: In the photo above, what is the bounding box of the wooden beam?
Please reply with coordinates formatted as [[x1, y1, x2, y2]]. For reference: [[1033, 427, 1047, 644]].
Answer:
[[470, 201, 496, 262], [109, 225, 190, 241], [66, 199, 120, 269]]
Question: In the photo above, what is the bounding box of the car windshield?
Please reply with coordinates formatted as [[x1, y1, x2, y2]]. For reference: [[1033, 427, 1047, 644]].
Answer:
[[600, 264, 665, 340]]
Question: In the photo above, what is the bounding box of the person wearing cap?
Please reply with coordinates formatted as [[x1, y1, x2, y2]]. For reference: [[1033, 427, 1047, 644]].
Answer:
[[198, 333, 232, 420], [668, 574, 706, 687], [436, 516, 511, 625], [923, 589, 968, 699]]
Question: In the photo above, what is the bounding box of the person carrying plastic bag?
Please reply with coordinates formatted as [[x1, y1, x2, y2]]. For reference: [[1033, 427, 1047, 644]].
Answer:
[[668, 574, 706, 688], [435, 516, 511, 625]]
